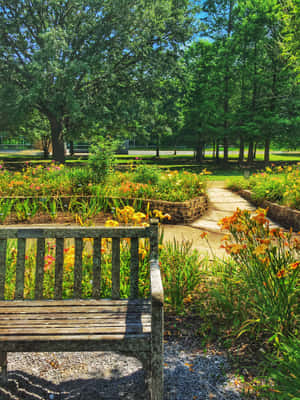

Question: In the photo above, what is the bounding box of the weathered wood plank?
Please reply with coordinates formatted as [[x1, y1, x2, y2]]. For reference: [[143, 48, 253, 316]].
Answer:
[[74, 238, 83, 298], [130, 238, 139, 299], [0, 299, 150, 307], [54, 238, 64, 299], [0, 324, 151, 334], [0, 316, 151, 326], [92, 237, 101, 298], [0, 305, 150, 314], [0, 239, 7, 300], [15, 238, 26, 299], [0, 226, 152, 239], [35, 238, 45, 300], [111, 238, 120, 300]]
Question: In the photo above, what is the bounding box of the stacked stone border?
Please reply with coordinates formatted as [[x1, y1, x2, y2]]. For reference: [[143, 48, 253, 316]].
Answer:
[[237, 189, 300, 231], [1, 195, 209, 225]]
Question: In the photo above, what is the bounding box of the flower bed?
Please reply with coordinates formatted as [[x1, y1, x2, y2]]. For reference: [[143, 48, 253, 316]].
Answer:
[[0, 163, 209, 224], [228, 163, 300, 230], [228, 163, 300, 210]]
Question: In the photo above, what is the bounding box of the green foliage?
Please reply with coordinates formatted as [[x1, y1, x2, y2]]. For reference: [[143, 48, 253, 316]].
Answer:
[[160, 239, 203, 313], [88, 137, 118, 183], [264, 336, 300, 399], [0, 0, 195, 162], [132, 163, 161, 185], [0, 199, 14, 224], [228, 164, 300, 210], [218, 208, 300, 338]]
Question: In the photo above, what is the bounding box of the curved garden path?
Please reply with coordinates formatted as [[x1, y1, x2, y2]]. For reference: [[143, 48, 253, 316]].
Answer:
[[162, 181, 280, 258]]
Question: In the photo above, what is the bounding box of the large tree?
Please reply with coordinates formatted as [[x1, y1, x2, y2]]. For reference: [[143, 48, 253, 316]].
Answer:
[[0, 0, 194, 162]]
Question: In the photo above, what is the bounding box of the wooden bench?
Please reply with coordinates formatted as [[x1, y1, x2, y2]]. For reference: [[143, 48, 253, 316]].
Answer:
[[0, 220, 163, 400]]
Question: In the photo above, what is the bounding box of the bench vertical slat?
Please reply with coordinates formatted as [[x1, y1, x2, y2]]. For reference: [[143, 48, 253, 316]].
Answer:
[[74, 238, 83, 298], [92, 237, 101, 298], [15, 238, 26, 299], [54, 238, 64, 299], [35, 238, 45, 300], [0, 239, 7, 300], [111, 238, 120, 299], [130, 238, 139, 299]]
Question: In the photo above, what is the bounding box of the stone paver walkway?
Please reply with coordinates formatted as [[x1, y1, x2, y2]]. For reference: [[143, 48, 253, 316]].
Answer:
[[162, 182, 279, 258]]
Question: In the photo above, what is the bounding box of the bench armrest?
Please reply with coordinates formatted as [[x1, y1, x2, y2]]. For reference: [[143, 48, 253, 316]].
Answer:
[[150, 259, 164, 307]]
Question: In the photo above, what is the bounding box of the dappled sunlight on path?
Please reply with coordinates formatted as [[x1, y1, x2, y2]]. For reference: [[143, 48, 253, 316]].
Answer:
[[162, 181, 282, 258]]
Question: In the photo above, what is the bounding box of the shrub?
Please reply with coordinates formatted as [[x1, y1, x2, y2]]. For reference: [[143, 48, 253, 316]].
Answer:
[[132, 163, 161, 185], [87, 136, 118, 182]]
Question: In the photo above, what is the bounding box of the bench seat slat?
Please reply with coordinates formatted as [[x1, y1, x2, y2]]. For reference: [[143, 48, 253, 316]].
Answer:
[[0, 335, 151, 353], [0, 325, 151, 335], [0, 313, 149, 320], [0, 317, 151, 326], [0, 305, 150, 314]]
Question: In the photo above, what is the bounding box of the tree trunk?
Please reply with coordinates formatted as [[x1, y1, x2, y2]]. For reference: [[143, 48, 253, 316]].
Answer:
[[239, 136, 244, 162], [253, 142, 257, 160], [156, 145, 160, 158], [196, 141, 205, 162], [264, 138, 271, 163], [247, 141, 254, 163], [223, 137, 229, 162], [212, 140, 216, 159], [216, 140, 220, 161], [49, 117, 65, 163], [43, 145, 49, 159], [69, 141, 74, 156]]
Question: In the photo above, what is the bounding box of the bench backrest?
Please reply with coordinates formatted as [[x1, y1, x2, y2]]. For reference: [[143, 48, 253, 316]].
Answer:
[[0, 221, 158, 301]]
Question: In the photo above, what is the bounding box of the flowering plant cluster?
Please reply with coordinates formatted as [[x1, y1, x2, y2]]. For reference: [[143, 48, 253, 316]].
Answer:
[[0, 163, 208, 203], [219, 208, 300, 336], [229, 163, 300, 210]]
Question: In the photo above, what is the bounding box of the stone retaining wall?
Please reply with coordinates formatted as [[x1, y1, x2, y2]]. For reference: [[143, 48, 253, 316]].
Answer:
[[124, 196, 209, 224], [238, 189, 300, 231], [1, 195, 209, 225]]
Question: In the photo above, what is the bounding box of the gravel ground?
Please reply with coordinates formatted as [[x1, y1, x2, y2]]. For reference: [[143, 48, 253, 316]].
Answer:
[[0, 339, 243, 400]]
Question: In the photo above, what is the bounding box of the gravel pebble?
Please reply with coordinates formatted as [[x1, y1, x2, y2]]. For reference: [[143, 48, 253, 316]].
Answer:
[[0, 339, 243, 399]]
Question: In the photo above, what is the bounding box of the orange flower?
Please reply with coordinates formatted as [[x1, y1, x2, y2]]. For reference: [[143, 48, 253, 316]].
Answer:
[[253, 244, 268, 257], [290, 261, 299, 270], [276, 269, 286, 279], [200, 231, 208, 239]]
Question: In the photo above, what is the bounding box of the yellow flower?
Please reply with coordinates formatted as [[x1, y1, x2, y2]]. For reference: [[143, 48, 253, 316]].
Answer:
[[253, 244, 268, 256], [105, 219, 119, 227]]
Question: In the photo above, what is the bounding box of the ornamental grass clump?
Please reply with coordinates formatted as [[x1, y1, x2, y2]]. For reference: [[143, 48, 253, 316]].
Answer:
[[219, 208, 300, 338]]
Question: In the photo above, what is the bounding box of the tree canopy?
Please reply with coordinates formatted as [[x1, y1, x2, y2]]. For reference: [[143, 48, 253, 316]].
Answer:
[[0, 0, 194, 162]]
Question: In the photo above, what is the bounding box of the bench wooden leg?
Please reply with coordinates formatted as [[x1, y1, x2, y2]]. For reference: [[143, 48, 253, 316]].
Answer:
[[151, 307, 164, 400], [139, 352, 151, 400], [0, 351, 7, 384]]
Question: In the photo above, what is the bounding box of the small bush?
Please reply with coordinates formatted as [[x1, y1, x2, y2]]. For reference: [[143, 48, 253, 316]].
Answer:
[[132, 163, 161, 185], [88, 136, 118, 182]]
